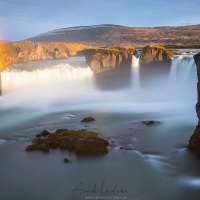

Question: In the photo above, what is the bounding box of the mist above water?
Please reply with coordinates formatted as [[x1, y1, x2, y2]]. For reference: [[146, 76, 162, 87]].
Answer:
[[0, 55, 197, 131]]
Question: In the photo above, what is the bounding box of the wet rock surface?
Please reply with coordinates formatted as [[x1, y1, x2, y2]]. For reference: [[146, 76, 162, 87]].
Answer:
[[64, 158, 70, 163], [81, 117, 95, 123], [142, 120, 161, 126], [25, 129, 108, 155]]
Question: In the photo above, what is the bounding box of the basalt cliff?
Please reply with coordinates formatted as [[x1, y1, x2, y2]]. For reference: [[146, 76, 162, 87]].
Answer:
[[188, 53, 200, 154], [1, 40, 174, 74], [84, 47, 136, 73], [139, 46, 174, 65], [0, 41, 91, 71], [84, 46, 174, 74]]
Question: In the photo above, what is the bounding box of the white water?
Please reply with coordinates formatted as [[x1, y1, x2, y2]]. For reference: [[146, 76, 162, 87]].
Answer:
[[0, 55, 197, 130], [169, 55, 197, 103], [0, 60, 94, 108], [131, 55, 140, 90]]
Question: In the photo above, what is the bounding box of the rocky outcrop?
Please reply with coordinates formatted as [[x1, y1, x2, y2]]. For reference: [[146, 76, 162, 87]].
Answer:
[[188, 53, 200, 154], [25, 129, 108, 155], [142, 120, 161, 126], [0, 41, 91, 71], [85, 47, 136, 73], [139, 46, 175, 65], [81, 116, 95, 122]]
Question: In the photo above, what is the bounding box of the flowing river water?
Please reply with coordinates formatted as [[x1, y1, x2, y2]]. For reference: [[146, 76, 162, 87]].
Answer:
[[0, 53, 200, 200]]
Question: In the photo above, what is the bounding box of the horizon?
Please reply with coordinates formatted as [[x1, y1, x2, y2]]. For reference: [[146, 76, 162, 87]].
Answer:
[[0, 0, 199, 41]]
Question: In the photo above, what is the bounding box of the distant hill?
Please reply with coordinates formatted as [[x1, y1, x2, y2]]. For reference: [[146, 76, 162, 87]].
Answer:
[[28, 24, 200, 47]]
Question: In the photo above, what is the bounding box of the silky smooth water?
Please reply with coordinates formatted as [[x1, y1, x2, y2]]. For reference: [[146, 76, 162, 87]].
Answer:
[[0, 55, 200, 200]]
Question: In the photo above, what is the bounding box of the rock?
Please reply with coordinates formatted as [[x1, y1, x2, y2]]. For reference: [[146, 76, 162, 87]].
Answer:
[[47, 140, 59, 148], [59, 139, 76, 150], [25, 143, 49, 152], [55, 129, 68, 134], [85, 47, 136, 74], [188, 53, 200, 154], [76, 139, 108, 155], [40, 129, 51, 136], [64, 158, 70, 163], [0, 41, 91, 72], [142, 120, 160, 126], [139, 46, 175, 65], [81, 117, 95, 123], [25, 129, 108, 155]]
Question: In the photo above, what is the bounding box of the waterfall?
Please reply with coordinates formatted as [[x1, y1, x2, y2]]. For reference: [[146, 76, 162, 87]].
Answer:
[[0, 61, 95, 106], [131, 55, 140, 90], [169, 55, 197, 84], [168, 55, 197, 103], [1, 63, 93, 94]]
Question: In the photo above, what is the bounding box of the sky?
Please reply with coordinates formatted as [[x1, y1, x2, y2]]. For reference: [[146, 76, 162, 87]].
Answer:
[[0, 0, 199, 41]]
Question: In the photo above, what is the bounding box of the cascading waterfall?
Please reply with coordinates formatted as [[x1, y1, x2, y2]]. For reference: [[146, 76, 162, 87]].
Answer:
[[169, 55, 197, 84], [1, 63, 94, 94], [0, 59, 95, 111], [0, 54, 198, 127], [168, 55, 197, 103], [131, 55, 140, 90]]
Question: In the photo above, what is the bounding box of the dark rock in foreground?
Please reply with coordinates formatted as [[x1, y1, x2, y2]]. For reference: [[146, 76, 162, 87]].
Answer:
[[64, 158, 70, 163], [188, 53, 200, 154], [25, 129, 108, 155], [142, 120, 161, 126], [81, 117, 95, 122], [76, 139, 108, 154]]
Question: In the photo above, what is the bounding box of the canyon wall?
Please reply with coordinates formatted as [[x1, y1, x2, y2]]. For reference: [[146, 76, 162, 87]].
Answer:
[[188, 53, 200, 154], [139, 46, 174, 65], [85, 47, 136, 73], [0, 41, 91, 71]]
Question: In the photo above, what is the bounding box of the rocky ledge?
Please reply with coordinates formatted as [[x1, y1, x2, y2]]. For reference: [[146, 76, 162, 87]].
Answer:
[[0, 41, 91, 71], [25, 129, 108, 155], [85, 46, 175, 74], [188, 52, 200, 154], [85, 46, 136, 73], [139, 46, 175, 65]]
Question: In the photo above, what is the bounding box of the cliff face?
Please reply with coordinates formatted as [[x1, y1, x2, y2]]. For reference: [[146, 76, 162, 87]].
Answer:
[[188, 53, 200, 154], [85, 47, 136, 73], [0, 41, 91, 71], [139, 46, 174, 65]]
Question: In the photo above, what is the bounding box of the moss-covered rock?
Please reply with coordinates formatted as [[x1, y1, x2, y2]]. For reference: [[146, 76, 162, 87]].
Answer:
[[81, 117, 95, 123], [25, 143, 49, 152], [76, 139, 108, 155], [40, 130, 51, 136], [25, 128, 108, 155]]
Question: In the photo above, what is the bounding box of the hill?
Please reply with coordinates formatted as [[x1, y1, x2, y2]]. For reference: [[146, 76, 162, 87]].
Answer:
[[28, 24, 200, 47]]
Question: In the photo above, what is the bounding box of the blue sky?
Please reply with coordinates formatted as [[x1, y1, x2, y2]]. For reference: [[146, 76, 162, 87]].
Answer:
[[0, 0, 199, 41]]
